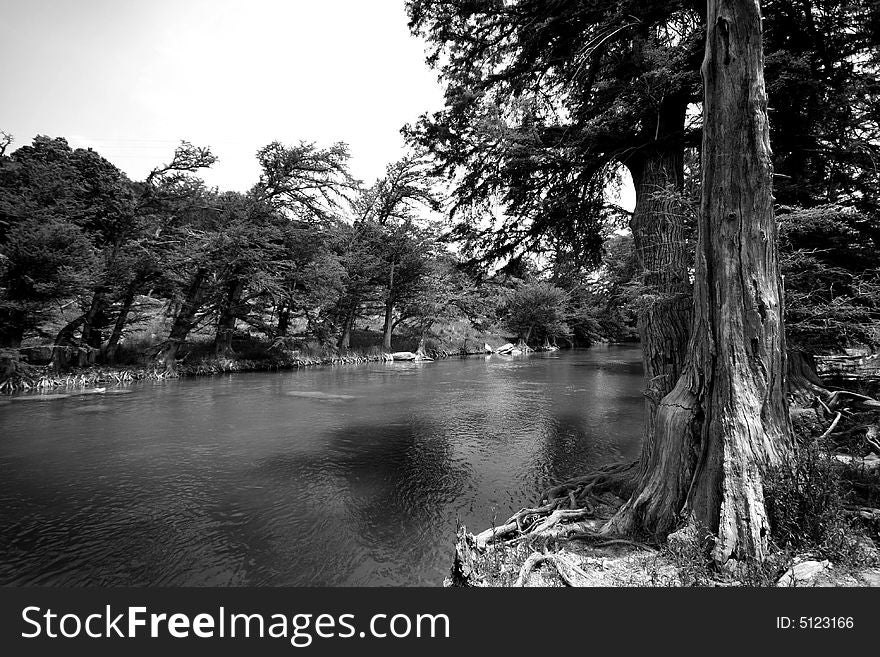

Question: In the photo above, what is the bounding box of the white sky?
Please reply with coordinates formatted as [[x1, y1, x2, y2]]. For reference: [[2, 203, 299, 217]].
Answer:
[[0, 0, 446, 190]]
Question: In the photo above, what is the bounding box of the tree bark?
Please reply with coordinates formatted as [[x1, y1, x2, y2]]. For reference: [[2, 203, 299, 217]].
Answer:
[[78, 289, 107, 367], [606, 0, 793, 564], [628, 133, 693, 475], [337, 300, 356, 350], [155, 269, 207, 370], [103, 287, 136, 364], [214, 278, 243, 357], [628, 31, 694, 468]]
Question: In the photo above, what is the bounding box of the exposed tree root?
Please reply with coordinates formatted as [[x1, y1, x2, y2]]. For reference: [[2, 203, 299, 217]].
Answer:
[[827, 390, 880, 411], [541, 460, 639, 504], [514, 551, 592, 587], [564, 533, 657, 552], [819, 412, 843, 439]]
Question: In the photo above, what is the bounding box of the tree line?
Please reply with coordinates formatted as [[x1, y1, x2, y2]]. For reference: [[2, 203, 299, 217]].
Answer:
[[0, 132, 643, 375]]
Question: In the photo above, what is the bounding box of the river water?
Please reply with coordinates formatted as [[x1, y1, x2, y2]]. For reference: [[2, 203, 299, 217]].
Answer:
[[0, 346, 644, 586]]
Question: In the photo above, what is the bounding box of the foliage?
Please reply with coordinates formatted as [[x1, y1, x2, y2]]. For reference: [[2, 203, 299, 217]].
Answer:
[[0, 136, 135, 347], [406, 0, 704, 269], [500, 280, 570, 344], [779, 205, 880, 351]]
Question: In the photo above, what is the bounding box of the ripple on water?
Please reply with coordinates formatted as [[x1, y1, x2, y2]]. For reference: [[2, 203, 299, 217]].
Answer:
[[11, 393, 71, 402], [72, 405, 111, 414], [286, 391, 357, 401]]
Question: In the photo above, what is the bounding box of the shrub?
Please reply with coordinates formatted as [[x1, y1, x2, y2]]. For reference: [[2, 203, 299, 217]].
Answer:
[[764, 445, 867, 565]]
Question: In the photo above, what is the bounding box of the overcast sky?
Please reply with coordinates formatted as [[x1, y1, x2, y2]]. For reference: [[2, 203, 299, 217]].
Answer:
[[0, 0, 446, 191]]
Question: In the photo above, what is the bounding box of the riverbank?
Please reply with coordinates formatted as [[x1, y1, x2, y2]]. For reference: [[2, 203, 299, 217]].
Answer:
[[0, 342, 553, 393], [0, 350, 444, 393], [448, 492, 880, 587], [0, 335, 571, 393]]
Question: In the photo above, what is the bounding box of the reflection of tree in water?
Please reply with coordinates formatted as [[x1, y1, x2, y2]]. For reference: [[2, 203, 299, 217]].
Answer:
[[250, 420, 471, 585]]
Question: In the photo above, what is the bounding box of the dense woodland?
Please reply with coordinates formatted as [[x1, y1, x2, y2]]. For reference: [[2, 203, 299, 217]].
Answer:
[[2, 0, 880, 575]]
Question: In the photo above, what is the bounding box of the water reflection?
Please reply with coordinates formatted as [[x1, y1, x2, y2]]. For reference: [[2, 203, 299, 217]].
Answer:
[[0, 346, 644, 586]]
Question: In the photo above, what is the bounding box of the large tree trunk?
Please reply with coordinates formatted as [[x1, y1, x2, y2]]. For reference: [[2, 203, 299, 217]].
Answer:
[[155, 269, 207, 370], [628, 126, 693, 476], [103, 287, 136, 364], [606, 0, 793, 564], [78, 289, 108, 368], [214, 278, 243, 357], [786, 348, 827, 404]]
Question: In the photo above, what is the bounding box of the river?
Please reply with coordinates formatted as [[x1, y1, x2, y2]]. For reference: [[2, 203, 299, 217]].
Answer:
[[0, 346, 644, 586]]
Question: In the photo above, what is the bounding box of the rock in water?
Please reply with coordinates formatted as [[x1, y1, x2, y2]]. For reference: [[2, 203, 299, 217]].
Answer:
[[391, 351, 418, 361]]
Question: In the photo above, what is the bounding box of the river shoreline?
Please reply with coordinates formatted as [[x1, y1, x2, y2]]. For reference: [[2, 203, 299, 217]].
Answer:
[[0, 340, 583, 393], [0, 349, 498, 393]]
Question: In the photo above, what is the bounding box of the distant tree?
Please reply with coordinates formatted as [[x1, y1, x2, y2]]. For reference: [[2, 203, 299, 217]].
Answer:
[[253, 140, 356, 218], [372, 219, 438, 350], [102, 141, 217, 365], [342, 157, 443, 351], [591, 234, 641, 343], [150, 179, 224, 370], [395, 255, 474, 352], [501, 281, 570, 346]]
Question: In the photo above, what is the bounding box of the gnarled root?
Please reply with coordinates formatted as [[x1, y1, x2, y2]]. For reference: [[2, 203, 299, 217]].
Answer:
[[514, 551, 592, 587], [541, 460, 639, 505]]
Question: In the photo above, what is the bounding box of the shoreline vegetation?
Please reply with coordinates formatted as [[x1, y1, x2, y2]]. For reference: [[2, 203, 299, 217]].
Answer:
[[0, 334, 562, 394]]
